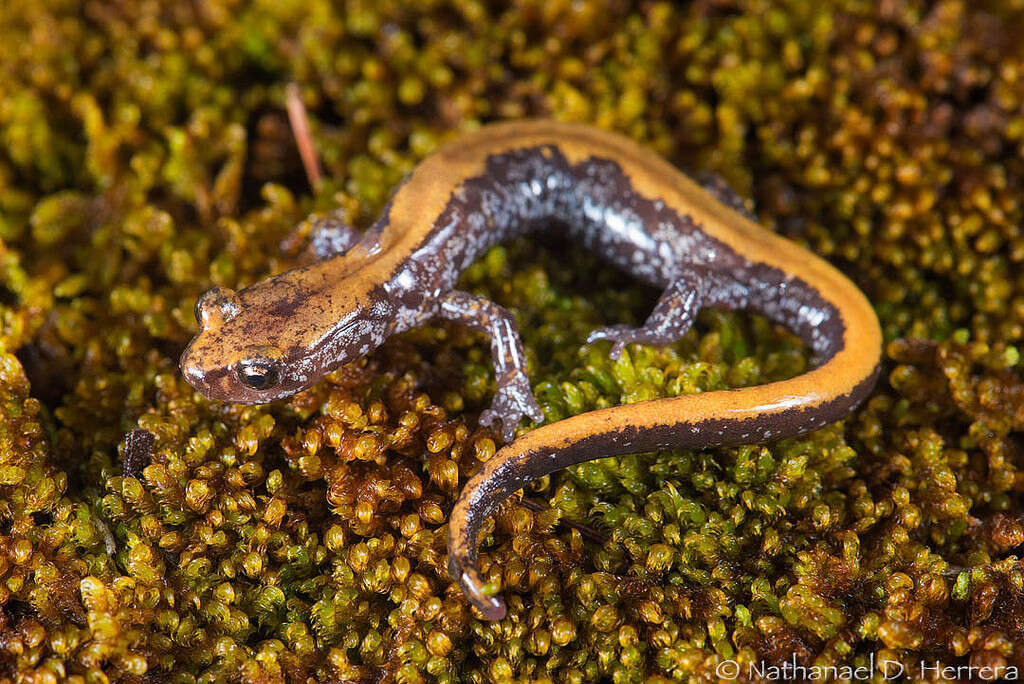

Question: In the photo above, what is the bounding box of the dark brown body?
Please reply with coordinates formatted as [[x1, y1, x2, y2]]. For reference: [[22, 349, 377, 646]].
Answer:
[[180, 121, 882, 621]]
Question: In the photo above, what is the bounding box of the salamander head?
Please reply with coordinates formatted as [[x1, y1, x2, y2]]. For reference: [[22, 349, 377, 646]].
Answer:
[[179, 268, 394, 404]]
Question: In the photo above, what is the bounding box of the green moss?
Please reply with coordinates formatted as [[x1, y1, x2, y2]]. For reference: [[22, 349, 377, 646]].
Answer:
[[1, 0, 1024, 680]]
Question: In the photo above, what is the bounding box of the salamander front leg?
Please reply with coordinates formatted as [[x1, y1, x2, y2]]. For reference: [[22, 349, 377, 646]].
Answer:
[[695, 172, 756, 221], [587, 268, 748, 359], [307, 210, 362, 260], [436, 291, 544, 442]]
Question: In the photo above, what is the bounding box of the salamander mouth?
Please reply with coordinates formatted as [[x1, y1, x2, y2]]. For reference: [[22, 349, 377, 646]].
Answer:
[[180, 347, 309, 404], [180, 359, 232, 400], [178, 339, 242, 402], [179, 335, 291, 403]]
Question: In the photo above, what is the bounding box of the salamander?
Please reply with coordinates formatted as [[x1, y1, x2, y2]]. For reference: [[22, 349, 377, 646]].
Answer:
[[179, 120, 882, 621]]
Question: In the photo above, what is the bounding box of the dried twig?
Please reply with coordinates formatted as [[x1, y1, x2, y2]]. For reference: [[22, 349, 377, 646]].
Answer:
[[285, 82, 323, 190]]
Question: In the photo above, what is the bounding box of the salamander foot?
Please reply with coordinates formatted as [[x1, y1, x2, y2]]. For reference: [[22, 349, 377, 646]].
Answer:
[[480, 371, 544, 442], [586, 324, 683, 360], [585, 268, 746, 361]]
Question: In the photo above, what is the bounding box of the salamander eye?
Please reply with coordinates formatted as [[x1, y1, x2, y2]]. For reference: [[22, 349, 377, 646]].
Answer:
[[235, 359, 280, 390]]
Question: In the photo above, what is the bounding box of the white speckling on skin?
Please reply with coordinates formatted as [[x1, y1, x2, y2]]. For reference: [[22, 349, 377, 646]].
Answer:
[[268, 141, 846, 458]]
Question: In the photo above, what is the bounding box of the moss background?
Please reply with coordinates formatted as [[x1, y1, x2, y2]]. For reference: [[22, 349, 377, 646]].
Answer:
[[1, 0, 1024, 681]]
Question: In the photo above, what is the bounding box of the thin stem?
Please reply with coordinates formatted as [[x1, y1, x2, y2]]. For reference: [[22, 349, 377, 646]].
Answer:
[[520, 497, 608, 545], [285, 82, 323, 190]]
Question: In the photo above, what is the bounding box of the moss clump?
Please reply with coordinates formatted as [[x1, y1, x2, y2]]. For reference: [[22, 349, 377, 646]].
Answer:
[[1, 0, 1024, 680]]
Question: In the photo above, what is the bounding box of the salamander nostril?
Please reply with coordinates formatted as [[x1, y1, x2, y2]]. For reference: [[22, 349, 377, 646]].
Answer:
[[235, 359, 280, 390]]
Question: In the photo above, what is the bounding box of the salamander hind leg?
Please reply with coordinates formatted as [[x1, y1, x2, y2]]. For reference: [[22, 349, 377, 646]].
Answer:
[[587, 267, 749, 360], [436, 291, 544, 442]]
